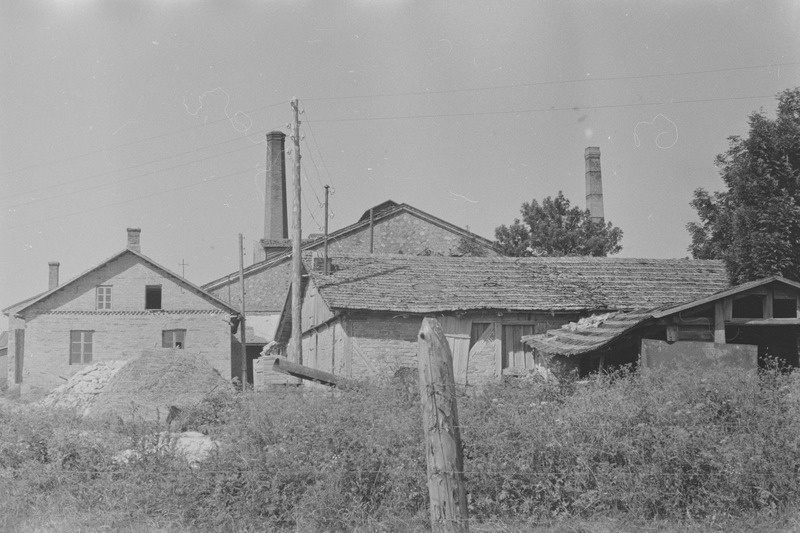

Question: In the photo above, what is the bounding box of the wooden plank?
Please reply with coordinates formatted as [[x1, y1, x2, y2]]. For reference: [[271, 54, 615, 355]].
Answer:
[[272, 357, 355, 389], [723, 298, 733, 321], [417, 318, 469, 532], [764, 289, 774, 319], [343, 318, 352, 378], [725, 318, 800, 326], [714, 301, 726, 344], [666, 324, 680, 342], [494, 322, 502, 377], [14, 329, 24, 384]]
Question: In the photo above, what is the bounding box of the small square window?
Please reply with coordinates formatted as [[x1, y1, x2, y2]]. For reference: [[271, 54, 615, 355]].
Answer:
[[162, 329, 186, 349], [145, 285, 162, 310], [96, 286, 112, 310], [70, 330, 93, 364]]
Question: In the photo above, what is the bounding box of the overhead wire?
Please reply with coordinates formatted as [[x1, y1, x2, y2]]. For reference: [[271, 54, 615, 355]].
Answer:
[[2, 136, 266, 207], [0, 100, 287, 177], [303, 61, 799, 102], [308, 94, 783, 124], [4, 166, 258, 231]]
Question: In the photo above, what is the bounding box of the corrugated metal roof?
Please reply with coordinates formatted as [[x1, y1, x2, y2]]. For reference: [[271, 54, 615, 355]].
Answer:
[[308, 254, 728, 314]]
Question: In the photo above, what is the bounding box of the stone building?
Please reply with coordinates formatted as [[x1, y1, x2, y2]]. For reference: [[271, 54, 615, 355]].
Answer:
[[272, 254, 729, 386], [202, 132, 499, 386], [3, 229, 239, 397]]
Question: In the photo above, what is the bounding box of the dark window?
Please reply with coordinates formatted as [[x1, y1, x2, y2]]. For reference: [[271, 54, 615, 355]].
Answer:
[[774, 296, 797, 318], [732, 294, 764, 319], [96, 286, 112, 310], [70, 331, 93, 364], [145, 285, 162, 310], [162, 329, 186, 349]]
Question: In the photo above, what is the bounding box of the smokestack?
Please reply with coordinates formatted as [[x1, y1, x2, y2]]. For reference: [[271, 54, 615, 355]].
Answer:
[[265, 131, 288, 241], [48, 262, 59, 290], [127, 227, 141, 253], [584, 146, 605, 223]]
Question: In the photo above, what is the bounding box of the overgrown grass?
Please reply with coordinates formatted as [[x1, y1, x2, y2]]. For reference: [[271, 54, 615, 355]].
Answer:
[[2, 362, 799, 531]]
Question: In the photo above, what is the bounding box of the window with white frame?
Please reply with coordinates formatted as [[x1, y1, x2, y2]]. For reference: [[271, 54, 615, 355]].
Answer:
[[96, 286, 112, 310], [70, 331, 93, 364], [162, 329, 186, 349]]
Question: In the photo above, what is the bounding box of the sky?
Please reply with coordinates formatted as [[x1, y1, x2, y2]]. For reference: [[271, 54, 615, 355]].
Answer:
[[1, 1, 799, 308]]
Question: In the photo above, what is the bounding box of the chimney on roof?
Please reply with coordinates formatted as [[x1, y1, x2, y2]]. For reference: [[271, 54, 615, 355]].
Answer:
[[585, 146, 604, 223], [127, 227, 141, 253], [48, 261, 59, 290]]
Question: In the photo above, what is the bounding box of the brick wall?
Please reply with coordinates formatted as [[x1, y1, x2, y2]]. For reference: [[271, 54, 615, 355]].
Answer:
[[24, 254, 222, 315], [206, 209, 499, 314], [10, 311, 231, 395], [6, 252, 234, 396], [296, 311, 578, 387]]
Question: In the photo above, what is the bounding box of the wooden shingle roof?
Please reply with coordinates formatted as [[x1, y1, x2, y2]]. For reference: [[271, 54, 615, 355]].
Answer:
[[308, 254, 728, 314], [523, 311, 653, 356]]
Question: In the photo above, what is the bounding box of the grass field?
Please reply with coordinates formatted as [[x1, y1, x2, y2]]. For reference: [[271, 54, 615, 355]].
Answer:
[[2, 361, 799, 532]]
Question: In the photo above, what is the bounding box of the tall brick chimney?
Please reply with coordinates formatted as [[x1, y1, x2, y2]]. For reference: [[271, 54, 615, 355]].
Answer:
[[48, 261, 59, 290], [127, 227, 141, 253], [584, 147, 605, 223], [264, 131, 289, 247]]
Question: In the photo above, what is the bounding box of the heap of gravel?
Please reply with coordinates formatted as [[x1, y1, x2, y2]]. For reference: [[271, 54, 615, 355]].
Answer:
[[40, 349, 232, 421]]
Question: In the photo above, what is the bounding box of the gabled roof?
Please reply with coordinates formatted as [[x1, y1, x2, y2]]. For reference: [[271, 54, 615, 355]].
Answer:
[[202, 199, 499, 291], [523, 275, 800, 357], [305, 254, 728, 314], [4, 248, 240, 316], [652, 275, 800, 318]]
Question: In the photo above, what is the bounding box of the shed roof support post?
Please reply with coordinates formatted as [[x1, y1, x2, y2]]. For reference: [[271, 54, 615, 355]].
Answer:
[[714, 301, 726, 344]]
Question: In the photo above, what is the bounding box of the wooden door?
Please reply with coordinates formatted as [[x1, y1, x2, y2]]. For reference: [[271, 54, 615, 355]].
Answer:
[[502, 324, 535, 371]]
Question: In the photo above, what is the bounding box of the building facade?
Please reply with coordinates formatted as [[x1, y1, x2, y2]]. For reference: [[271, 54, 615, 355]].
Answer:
[[4, 229, 238, 396]]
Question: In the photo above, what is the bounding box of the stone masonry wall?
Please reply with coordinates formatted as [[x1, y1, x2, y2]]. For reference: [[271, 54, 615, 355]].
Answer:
[[11, 311, 231, 395], [6, 253, 234, 396], [206, 210, 498, 314]]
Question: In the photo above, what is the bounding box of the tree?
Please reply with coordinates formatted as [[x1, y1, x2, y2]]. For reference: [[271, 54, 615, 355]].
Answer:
[[687, 88, 800, 283], [495, 191, 623, 257]]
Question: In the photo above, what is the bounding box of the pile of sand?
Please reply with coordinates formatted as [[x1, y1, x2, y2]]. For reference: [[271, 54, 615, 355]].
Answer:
[[40, 349, 232, 421]]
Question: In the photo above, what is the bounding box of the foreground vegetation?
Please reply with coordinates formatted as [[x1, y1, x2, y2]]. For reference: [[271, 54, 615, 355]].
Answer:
[[2, 362, 800, 532]]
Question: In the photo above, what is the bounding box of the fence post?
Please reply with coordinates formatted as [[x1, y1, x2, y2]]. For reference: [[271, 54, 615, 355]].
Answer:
[[417, 317, 469, 532]]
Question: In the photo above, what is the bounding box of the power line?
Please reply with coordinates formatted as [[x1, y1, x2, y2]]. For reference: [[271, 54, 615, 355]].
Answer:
[[302, 109, 336, 190], [3, 142, 264, 210], [309, 94, 781, 123], [1, 132, 267, 204], [303, 62, 798, 103], [0, 100, 287, 177], [302, 137, 329, 194], [3, 167, 257, 231]]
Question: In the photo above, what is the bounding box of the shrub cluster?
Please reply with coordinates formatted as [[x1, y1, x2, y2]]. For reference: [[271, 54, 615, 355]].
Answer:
[[1, 363, 799, 531], [462, 363, 800, 520]]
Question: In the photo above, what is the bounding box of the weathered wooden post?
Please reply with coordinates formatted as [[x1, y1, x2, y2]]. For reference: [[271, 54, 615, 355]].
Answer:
[[417, 317, 469, 533]]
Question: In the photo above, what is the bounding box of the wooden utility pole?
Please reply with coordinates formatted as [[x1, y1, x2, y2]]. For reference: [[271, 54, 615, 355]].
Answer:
[[290, 97, 303, 365], [238, 233, 247, 387], [417, 318, 469, 533], [323, 185, 330, 275]]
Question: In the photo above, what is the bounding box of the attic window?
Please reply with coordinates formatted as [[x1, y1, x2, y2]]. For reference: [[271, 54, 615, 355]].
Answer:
[[145, 285, 162, 310], [731, 294, 764, 319]]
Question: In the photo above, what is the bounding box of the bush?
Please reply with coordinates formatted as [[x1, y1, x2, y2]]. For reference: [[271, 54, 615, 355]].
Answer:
[[461, 363, 800, 521], [2, 364, 799, 531]]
